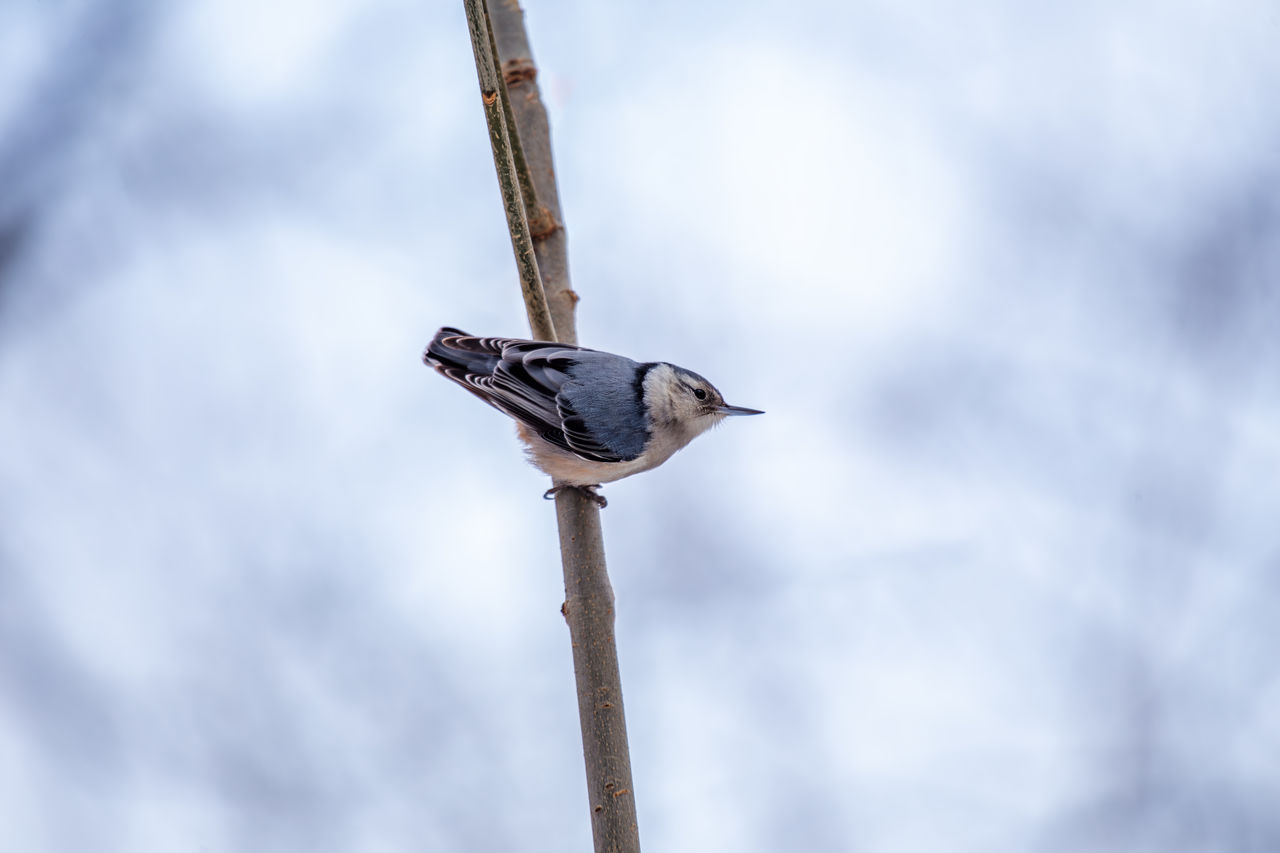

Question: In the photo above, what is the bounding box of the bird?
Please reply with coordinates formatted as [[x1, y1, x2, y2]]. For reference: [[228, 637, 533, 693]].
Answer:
[[423, 327, 763, 507]]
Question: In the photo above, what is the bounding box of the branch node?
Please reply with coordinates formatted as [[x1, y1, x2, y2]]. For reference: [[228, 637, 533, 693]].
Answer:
[[481, 89, 498, 105], [502, 57, 538, 85], [529, 207, 562, 240]]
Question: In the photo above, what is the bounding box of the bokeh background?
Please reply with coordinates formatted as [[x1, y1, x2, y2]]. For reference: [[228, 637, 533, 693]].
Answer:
[[3, 1, 1279, 851]]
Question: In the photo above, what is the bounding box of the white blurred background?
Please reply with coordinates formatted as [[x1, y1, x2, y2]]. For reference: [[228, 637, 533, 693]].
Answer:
[[2, 1, 1278, 851]]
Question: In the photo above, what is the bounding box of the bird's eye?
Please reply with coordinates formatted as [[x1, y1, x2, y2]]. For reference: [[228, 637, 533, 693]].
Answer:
[[693, 388, 708, 401]]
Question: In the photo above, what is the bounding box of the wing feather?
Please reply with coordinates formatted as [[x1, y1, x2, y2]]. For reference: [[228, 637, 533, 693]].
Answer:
[[424, 328, 630, 463]]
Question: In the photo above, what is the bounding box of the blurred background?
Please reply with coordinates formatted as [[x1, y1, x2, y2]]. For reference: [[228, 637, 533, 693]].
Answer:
[[2, 1, 1279, 850]]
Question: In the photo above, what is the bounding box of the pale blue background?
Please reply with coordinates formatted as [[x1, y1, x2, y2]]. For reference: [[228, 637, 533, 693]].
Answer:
[[2, 1, 1279, 851]]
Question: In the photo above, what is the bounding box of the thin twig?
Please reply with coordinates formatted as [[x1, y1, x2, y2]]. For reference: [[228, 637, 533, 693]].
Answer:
[[488, 0, 577, 343], [462, 2, 641, 851], [481, 2, 549, 245], [462, 0, 556, 342]]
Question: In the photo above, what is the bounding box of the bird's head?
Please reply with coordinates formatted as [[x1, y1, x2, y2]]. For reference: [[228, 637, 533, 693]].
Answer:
[[649, 364, 763, 440]]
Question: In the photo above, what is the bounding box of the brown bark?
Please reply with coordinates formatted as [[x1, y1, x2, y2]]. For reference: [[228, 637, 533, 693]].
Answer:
[[462, 2, 641, 850]]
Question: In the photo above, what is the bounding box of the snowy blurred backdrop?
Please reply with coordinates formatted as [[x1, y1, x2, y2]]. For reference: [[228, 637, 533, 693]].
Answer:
[[2, 0, 1279, 851]]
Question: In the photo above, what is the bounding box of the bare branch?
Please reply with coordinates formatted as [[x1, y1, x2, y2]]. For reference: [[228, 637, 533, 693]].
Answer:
[[462, 0, 556, 342], [555, 492, 640, 852], [462, 2, 641, 851], [488, 0, 578, 344]]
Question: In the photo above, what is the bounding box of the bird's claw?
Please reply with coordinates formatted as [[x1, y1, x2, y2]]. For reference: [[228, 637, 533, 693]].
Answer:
[[543, 484, 608, 509]]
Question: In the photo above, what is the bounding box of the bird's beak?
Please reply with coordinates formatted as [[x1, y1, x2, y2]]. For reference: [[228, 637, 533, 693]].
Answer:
[[716, 404, 765, 416]]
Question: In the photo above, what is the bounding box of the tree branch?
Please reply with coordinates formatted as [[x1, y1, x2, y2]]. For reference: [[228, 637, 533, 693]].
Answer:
[[462, 2, 641, 851], [488, 0, 578, 344], [462, 0, 556, 342], [555, 486, 640, 852]]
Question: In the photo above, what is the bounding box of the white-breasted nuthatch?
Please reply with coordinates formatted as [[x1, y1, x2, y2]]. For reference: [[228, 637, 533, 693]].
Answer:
[[424, 327, 763, 506]]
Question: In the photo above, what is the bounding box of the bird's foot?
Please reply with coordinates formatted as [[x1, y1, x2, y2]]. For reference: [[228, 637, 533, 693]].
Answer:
[[543, 484, 608, 509]]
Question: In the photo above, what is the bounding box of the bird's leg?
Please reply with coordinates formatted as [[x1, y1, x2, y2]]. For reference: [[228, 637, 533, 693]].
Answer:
[[543, 483, 608, 509], [577, 485, 608, 508]]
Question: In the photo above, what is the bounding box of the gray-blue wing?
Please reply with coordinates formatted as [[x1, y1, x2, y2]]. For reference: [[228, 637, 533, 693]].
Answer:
[[424, 328, 648, 463], [555, 353, 650, 461]]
